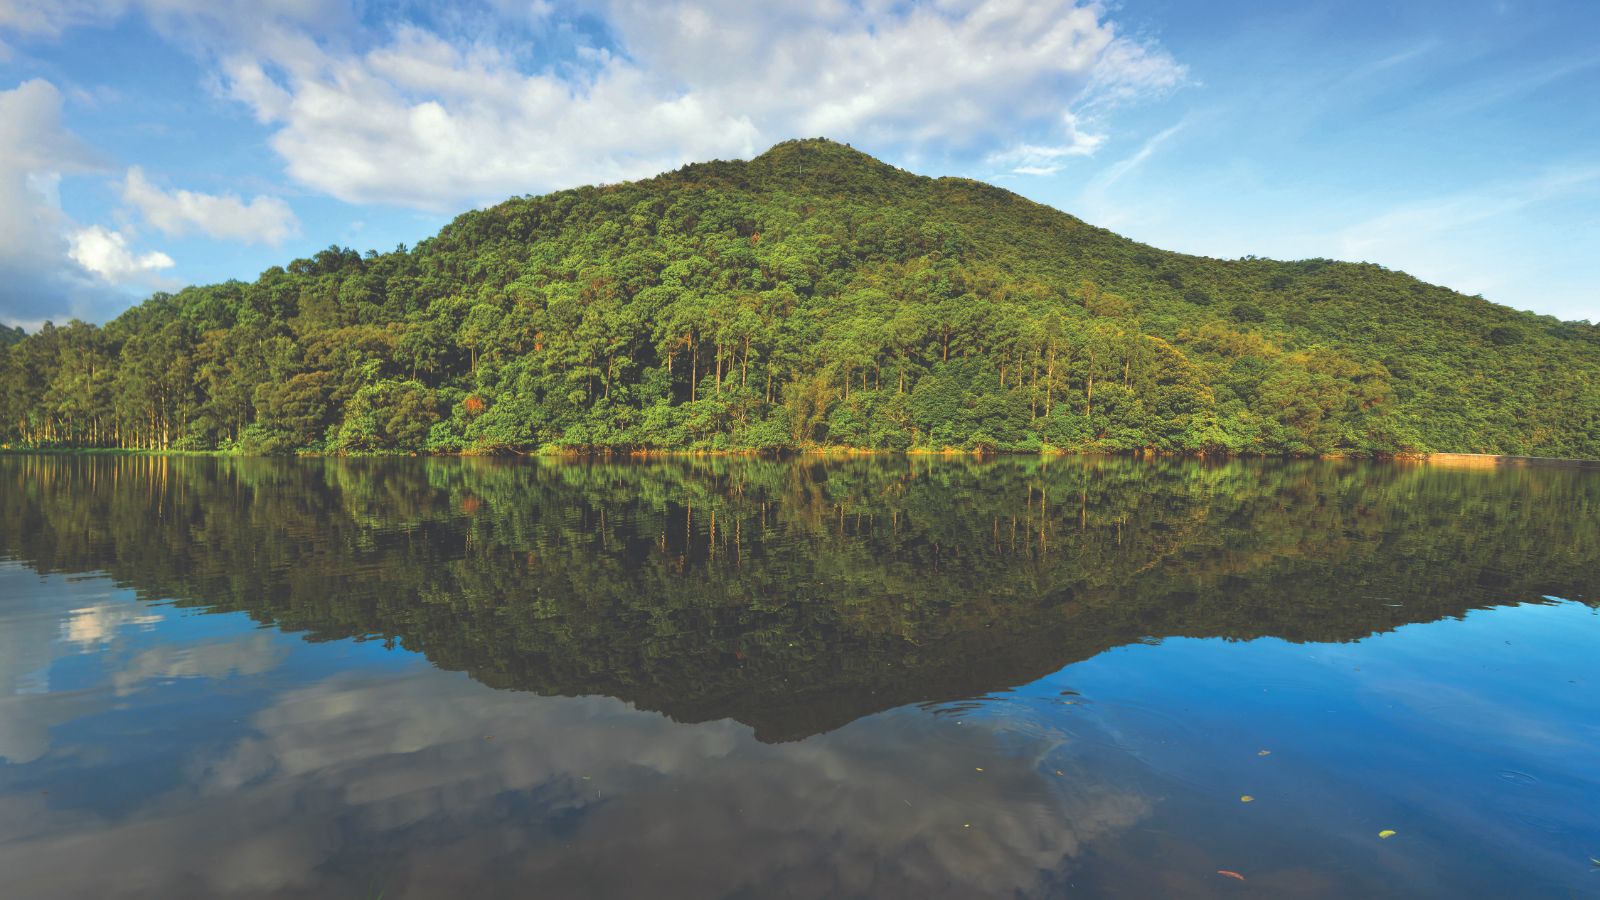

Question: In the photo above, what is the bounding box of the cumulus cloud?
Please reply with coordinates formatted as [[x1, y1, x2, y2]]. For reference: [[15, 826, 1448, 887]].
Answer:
[[224, 0, 1181, 207], [12, 1, 1181, 210], [67, 224, 176, 285], [123, 166, 299, 244], [0, 79, 174, 327]]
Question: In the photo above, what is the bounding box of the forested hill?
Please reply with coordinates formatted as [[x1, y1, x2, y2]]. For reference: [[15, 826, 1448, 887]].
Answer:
[[4, 138, 1599, 457], [0, 325, 22, 349]]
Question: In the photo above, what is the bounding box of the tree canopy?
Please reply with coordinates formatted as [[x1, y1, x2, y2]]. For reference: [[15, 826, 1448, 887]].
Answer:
[[4, 139, 1597, 457]]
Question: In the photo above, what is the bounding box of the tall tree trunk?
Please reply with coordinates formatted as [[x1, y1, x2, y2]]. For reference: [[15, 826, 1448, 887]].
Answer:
[[1045, 344, 1056, 418]]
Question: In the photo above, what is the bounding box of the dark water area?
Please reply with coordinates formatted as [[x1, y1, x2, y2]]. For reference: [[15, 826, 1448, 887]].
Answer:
[[0, 454, 1596, 898]]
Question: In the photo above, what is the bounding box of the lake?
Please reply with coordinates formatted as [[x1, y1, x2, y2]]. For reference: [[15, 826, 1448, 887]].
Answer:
[[0, 454, 1596, 898]]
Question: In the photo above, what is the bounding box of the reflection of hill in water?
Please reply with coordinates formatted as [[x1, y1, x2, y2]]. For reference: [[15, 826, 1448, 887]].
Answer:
[[2, 455, 1596, 742]]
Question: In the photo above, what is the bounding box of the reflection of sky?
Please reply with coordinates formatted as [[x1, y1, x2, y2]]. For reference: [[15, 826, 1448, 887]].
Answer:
[[0, 564, 1597, 898], [0, 566, 1151, 899], [1032, 600, 1600, 896]]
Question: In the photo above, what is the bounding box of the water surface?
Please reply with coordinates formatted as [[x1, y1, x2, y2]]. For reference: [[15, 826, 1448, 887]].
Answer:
[[1, 455, 1596, 898]]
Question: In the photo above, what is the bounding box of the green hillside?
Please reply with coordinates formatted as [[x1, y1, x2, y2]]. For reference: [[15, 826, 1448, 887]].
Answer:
[[3, 138, 1597, 457], [0, 325, 22, 348]]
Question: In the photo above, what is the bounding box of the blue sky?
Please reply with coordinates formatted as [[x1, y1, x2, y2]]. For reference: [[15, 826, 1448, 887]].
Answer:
[[1, 0, 1596, 329]]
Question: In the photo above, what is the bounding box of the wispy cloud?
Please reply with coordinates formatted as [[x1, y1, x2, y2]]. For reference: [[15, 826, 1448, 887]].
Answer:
[[1328, 166, 1600, 309], [1089, 120, 1186, 194], [1336, 166, 1600, 260]]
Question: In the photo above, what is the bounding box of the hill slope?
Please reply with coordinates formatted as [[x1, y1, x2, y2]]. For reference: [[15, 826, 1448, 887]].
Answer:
[[3, 138, 1598, 456]]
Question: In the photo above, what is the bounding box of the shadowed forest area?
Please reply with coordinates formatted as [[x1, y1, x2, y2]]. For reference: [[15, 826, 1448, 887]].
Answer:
[[2, 140, 1598, 458]]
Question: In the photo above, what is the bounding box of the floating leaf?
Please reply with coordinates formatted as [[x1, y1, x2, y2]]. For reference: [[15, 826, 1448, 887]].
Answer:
[[1217, 870, 1246, 881], [975, 767, 984, 772], [1379, 829, 1397, 839], [1240, 795, 1255, 803]]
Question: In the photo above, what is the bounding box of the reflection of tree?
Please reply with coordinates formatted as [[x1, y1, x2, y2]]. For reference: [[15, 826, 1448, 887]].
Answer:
[[2, 456, 1595, 741]]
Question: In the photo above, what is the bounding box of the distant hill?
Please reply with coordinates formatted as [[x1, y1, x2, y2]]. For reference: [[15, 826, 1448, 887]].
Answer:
[[0, 325, 22, 348], [3, 138, 1597, 456]]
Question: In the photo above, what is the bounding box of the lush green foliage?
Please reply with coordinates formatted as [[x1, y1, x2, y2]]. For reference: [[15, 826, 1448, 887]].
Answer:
[[2, 454, 1595, 740], [4, 139, 1598, 456]]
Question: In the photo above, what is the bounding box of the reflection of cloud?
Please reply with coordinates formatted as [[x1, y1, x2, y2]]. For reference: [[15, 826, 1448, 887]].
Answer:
[[0, 691, 100, 765], [0, 567, 284, 764], [0, 568, 119, 763], [61, 603, 162, 649], [112, 633, 285, 695], [0, 670, 1148, 899]]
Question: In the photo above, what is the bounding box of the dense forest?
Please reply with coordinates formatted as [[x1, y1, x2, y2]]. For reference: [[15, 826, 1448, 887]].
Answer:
[[3, 139, 1598, 457], [3, 454, 1594, 740]]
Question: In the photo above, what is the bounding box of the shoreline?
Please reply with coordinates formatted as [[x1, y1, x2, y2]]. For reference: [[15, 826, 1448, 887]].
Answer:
[[1412, 452, 1600, 470], [4, 446, 1599, 465]]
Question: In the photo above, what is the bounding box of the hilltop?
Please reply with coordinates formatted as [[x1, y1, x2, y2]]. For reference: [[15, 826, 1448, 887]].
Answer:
[[3, 138, 1598, 456]]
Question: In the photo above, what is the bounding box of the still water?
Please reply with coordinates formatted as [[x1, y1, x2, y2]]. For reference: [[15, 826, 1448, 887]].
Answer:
[[0, 455, 1596, 898]]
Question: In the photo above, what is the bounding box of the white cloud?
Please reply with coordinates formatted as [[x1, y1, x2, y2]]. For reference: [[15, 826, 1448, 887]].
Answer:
[[123, 166, 299, 244], [0, 78, 175, 326], [67, 224, 175, 285], [114, 0, 1184, 209]]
